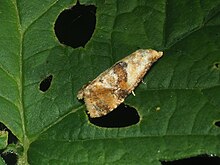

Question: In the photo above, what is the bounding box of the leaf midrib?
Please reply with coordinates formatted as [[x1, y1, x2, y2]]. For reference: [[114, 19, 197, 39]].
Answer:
[[12, 0, 30, 163], [13, 0, 61, 159]]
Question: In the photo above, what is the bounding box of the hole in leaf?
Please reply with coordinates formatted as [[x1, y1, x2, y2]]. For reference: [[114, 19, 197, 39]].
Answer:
[[54, 0, 96, 48], [214, 62, 220, 69], [214, 121, 220, 127], [1, 152, 17, 165], [161, 155, 220, 165], [39, 75, 53, 92], [0, 123, 18, 144], [89, 104, 140, 128]]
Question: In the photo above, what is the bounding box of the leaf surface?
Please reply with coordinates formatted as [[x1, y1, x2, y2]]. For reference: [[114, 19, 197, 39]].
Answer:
[[0, 0, 220, 164]]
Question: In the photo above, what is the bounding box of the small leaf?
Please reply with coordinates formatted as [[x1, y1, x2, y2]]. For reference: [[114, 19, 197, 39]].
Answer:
[[0, 131, 8, 150], [0, 158, 6, 165]]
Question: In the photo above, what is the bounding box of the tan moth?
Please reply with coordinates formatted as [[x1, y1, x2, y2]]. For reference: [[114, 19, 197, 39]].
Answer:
[[77, 49, 163, 118]]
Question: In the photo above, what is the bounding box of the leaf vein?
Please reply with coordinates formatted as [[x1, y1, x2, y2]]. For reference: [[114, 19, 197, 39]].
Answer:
[[22, 0, 59, 35]]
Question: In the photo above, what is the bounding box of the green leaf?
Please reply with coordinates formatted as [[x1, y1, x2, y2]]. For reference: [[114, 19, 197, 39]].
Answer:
[[1, 0, 220, 164], [0, 131, 8, 150], [0, 158, 6, 165], [0, 131, 7, 165]]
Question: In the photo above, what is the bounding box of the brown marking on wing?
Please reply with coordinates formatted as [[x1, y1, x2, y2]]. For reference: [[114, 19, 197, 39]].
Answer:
[[113, 62, 128, 90], [84, 84, 121, 117]]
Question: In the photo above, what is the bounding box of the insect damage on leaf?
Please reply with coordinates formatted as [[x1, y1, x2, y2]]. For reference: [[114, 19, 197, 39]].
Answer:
[[77, 49, 163, 118]]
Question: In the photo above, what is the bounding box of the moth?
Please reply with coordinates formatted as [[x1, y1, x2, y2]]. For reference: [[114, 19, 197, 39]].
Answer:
[[77, 49, 163, 118]]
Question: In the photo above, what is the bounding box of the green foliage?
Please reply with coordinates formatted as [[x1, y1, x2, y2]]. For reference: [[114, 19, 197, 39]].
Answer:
[[0, 131, 8, 150], [0, 0, 220, 164]]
